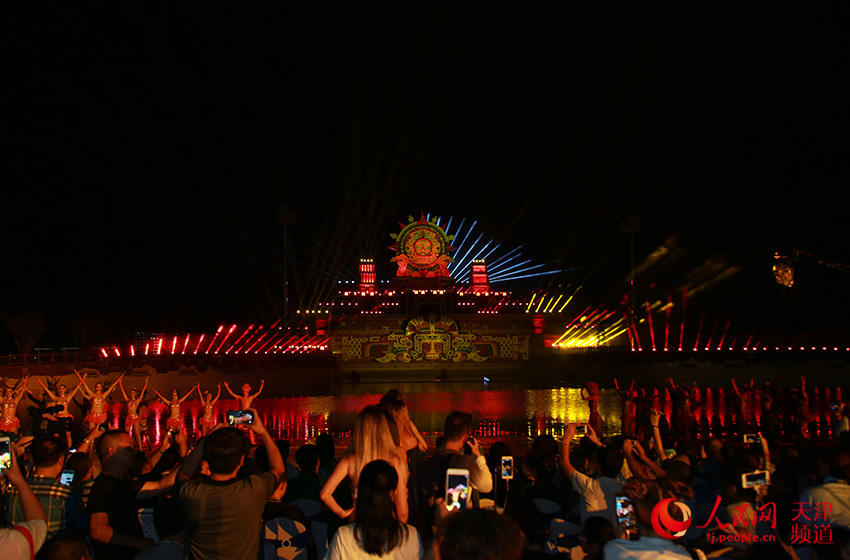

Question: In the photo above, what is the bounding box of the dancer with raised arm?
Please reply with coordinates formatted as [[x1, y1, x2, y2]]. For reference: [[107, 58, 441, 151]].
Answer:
[[614, 378, 637, 438], [667, 377, 698, 442], [224, 380, 264, 443], [0, 376, 29, 436], [197, 383, 221, 436], [35, 375, 86, 447], [582, 381, 604, 438], [730, 377, 755, 435], [76, 371, 124, 431], [224, 379, 264, 409], [119, 376, 149, 449], [153, 386, 196, 436]]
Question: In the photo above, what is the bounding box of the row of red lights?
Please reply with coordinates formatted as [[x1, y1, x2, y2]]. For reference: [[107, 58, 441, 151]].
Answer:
[[336, 290, 513, 298], [100, 322, 330, 358]]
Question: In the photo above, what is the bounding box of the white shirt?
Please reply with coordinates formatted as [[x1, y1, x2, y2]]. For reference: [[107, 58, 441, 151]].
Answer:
[[0, 520, 48, 560], [325, 524, 423, 560], [604, 536, 692, 560], [570, 471, 624, 526], [800, 479, 850, 527]]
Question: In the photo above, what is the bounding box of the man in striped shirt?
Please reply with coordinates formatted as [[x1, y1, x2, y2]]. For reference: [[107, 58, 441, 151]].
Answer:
[[5, 435, 87, 538]]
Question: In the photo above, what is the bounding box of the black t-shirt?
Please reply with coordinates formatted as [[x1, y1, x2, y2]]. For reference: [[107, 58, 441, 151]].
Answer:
[[87, 474, 145, 560]]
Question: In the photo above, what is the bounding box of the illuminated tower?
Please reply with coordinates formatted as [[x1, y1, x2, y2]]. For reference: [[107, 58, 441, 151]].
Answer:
[[470, 260, 490, 294], [359, 259, 376, 295]]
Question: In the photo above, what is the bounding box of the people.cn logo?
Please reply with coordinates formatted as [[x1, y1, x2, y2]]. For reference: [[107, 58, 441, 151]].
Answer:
[[651, 498, 693, 539]]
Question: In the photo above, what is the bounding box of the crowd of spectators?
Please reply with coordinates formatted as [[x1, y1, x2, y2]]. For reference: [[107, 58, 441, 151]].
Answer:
[[1, 380, 850, 560]]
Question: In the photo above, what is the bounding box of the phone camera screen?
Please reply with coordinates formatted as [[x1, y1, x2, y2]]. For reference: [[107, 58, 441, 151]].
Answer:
[[446, 474, 470, 511]]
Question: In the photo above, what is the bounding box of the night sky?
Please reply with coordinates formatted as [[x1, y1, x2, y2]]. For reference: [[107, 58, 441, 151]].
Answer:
[[2, 3, 848, 352]]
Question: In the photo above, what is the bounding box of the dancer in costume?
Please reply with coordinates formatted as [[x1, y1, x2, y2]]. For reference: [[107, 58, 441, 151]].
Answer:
[[581, 381, 604, 437], [197, 383, 222, 436], [667, 377, 699, 443], [614, 378, 637, 439], [224, 379, 265, 409], [153, 387, 196, 434], [0, 376, 28, 436], [224, 380, 264, 443], [120, 376, 149, 448], [35, 375, 86, 447], [76, 371, 124, 430], [730, 377, 756, 435]]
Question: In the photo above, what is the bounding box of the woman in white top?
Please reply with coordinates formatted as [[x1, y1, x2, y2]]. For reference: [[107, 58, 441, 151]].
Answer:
[[321, 406, 409, 523], [325, 459, 422, 560]]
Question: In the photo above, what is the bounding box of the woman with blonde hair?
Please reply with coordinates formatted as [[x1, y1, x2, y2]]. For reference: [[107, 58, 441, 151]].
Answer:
[[321, 406, 409, 523]]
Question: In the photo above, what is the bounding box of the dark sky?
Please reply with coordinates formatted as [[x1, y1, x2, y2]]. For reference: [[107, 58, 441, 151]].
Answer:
[[2, 3, 848, 351]]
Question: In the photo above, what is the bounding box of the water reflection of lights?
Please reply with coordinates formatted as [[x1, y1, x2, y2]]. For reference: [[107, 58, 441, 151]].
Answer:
[[139, 386, 841, 447]]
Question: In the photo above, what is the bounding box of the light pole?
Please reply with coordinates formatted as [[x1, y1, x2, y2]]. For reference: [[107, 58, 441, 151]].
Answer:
[[620, 216, 642, 333], [275, 205, 297, 331]]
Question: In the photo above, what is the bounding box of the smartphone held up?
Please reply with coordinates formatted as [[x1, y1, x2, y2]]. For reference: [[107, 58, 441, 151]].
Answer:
[[226, 410, 255, 427], [445, 468, 471, 511], [500, 456, 514, 480], [0, 436, 11, 471]]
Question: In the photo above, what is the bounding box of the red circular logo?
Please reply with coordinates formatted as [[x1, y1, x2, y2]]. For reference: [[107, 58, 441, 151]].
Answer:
[[650, 498, 692, 539]]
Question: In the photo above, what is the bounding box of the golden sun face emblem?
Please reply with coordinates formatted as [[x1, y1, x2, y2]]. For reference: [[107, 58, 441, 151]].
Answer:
[[389, 215, 456, 278]]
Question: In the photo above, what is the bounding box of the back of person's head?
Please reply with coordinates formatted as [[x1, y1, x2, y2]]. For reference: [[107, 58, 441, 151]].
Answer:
[[438, 509, 524, 560], [530, 434, 559, 459], [676, 443, 699, 466], [31, 435, 68, 468], [35, 533, 91, 560], [378, 393, 399, 411], [706, 438, 723, 461], [580, 516, 615, 556], [444, 411, 472, 442], [722, 465, 757, 503], [316, 433, 335, 462], [154, 447, 181, 474], [488, 441, 511, 462], [388, 399, 410, 425], [520, 509, 551, 547], [65, 452, 93, 481], [95, 430, 129, 464], [203, 427, 250, 474], [355, 460, 405, 555], [128, 450, 150, 478], [721, 444, 740, 466], [255, 440, 291, 472], [598, 446, 624, 478], [621, 477, 694, 531], [741, 447, 764, 471], [153, 496, 185, 540], [353, 406, 397, 469], [383, 389, 403, 401], [665, 459, 693, 485], [570, 446, 595, 474], [525, 450, 558, 485], [295, 444, 319, 472]]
